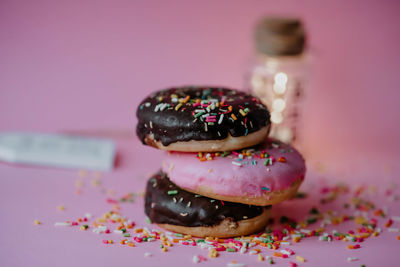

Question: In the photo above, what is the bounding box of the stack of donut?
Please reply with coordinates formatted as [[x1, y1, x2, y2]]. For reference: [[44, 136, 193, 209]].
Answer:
[[136, 86, 306, 238]]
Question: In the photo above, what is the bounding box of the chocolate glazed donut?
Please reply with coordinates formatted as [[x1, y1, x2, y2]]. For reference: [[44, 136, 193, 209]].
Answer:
[[145, 171, 271, 228], [136, 86, 271, 151]]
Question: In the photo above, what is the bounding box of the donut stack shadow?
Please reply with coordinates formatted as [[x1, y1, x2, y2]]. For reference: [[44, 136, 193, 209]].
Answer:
[[136, 86, 306, 238]]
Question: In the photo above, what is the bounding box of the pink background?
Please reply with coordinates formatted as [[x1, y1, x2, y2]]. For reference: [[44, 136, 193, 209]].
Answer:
[[1, 0, 400, 162], [1, 1, 400, 267]]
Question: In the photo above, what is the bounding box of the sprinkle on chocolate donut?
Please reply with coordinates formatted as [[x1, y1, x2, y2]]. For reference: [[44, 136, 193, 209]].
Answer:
[[145, 171, 270, 227], [136, 86, 270, 147]]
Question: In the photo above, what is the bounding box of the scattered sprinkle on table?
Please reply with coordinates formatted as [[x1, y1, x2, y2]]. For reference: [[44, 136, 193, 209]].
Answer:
[[347, 257, 358, 262], [45, 172, 400, 266]]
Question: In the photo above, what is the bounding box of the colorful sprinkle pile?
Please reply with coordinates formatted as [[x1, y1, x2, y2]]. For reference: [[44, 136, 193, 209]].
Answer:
[[45, 170, 400, 266]]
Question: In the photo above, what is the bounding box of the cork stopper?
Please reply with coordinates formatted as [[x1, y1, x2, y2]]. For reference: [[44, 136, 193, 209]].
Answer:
[[255, 17, 306, 56]]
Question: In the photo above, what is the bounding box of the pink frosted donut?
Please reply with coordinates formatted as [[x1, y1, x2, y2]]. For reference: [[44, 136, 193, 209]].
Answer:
[[162, 139, 306, 206]]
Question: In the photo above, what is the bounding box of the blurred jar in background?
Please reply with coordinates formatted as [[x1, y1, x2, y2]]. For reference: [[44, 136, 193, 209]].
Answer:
[[248, 17, 311, 145]]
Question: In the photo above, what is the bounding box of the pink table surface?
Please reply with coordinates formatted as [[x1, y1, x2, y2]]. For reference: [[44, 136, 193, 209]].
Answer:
[[1, 137, 399, 267], [1, 1, 400, 266]]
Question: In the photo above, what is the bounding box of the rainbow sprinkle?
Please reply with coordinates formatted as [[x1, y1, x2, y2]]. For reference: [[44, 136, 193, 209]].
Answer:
[[46, 169, 400, 265]]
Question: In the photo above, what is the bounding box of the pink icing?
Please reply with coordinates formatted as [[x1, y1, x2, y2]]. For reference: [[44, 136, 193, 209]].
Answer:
[[162, 139, 306, 197]]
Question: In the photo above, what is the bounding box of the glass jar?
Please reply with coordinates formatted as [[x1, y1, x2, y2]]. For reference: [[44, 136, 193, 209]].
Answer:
[[248, 17, 311, 144]]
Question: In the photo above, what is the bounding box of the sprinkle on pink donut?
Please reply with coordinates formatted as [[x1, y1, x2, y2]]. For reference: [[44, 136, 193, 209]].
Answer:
[[162, 139, 306, 197]]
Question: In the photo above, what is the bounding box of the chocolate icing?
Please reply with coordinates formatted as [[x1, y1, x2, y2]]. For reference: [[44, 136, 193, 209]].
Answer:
[[136, 86, 270, 146], [145, 171, 269, 227]]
